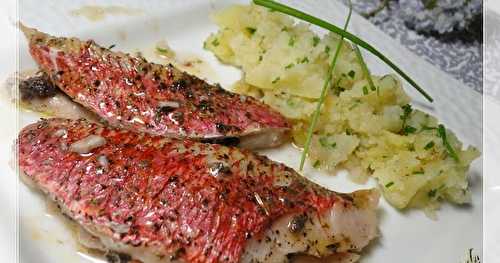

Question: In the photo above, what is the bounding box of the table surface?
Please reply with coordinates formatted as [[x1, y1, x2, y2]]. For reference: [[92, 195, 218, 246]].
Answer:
[[345, 0, 483, 94]]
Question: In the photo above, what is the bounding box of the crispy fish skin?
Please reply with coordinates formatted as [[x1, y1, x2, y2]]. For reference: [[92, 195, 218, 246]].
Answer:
[[21, 25, 290, 148], [18, 118, 378, 263]]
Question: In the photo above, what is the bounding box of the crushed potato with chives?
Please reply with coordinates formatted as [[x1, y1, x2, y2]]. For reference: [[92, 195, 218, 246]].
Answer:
[[204, 4, 479, 214]]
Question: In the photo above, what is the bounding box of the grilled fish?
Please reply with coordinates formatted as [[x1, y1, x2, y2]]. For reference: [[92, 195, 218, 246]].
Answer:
[[19, 118, 379, 263], [20, 25, 290, 149]]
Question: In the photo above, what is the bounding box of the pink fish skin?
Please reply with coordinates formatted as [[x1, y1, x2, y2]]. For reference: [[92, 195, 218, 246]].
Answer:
[[18, 118, 379, 263], [21, 25, 291, 149]]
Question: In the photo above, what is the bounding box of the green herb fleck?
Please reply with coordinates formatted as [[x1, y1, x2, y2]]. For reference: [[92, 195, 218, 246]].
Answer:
[[400, 104, 414, 135], [347, 70, 356, 79], [362, 86, 369, 95], [156, 47, 168, 53], [288, 36, 296, 46], [285, 63, 294, 69], [246, 27, 257, 35], [300, 57, 309, 64], [211, 38, 220, 47], [412, 170, 424, 175], [401, 104, 413, 120], [258, 55, 263, 62], [424, 141, 435, 150], [313, 160, 321, 168], [324, 45, 331, 54], [319, 137, 337, 148], [403, 126, 417, 135], [108, 44, 116, 49], [428, 189, 437, 198], [313, 36, 320, 47], [437, 124, 460, 162], [407, 143, 415, 151], [272, 77, 280, 84], [385, 182, 394, 188]]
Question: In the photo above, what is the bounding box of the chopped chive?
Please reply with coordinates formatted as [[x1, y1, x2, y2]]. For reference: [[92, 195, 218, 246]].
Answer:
[[313, 160, 321, 168], [211, 38, 220, 46], [108, 44, 116, 49], [437, 124, 460, 162], [400, 104, 414, 134], [347, 70, 356, 79], [156, 47, 168, 53], [299, 1, 353, 171], [319, 137, 336, 148], [424, 141, 435, 150], [285, 63, 294, 69], [428, 189, 437, 198], [403, 126, 417, 135], [412, 170, 424, 175], [407, 143, 415, 151], [324, 45, 331, 54], [253, 0, 433, 102], [362, 86, 369, 95], [300, 57, 309, 64], [385, 182, 394, 188], [246, 27, 257, 35], [272, 77, 280, 84], [258, 55, 263, 62], [313, 36, 320, 47], [319, 137, 328, 147], [288, 36, 296, 46]]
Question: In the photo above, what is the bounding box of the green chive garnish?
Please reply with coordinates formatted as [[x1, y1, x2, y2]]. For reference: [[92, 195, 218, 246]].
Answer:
[[246, 27, 257, 35], [272, 77, 280, 84], [325, 45, 331, 54], [437, 124, 460, 162], [347, 70, 356, 79], [353, 44, 377, 94], [298, 0, 353, 171], [288, 35, 295, 46], [211, 38, 220, 46], [424, 141, 435, 150], [385, 182, 394, 188], [253, 0, 433, 102], [362, 85, 369, 95], [313, 36, 320, 47]]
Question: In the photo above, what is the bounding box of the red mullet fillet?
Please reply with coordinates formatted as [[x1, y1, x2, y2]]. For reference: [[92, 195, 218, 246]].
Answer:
[[19, 118, 379, 263], [20, 25, 290, 149]]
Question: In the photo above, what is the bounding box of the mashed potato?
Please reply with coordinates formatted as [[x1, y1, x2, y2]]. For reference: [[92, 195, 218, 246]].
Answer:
[[205, 4, 479, 214]]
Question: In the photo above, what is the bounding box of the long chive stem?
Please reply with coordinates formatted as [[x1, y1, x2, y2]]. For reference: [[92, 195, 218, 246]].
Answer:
[[298, 2, 353, 171], [353, 44, 377, 94], [253, 0, 433, 102]]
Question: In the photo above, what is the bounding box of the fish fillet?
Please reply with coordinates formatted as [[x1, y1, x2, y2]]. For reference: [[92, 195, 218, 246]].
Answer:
[[19, 118, 379, 263], [20, 24, 290, 149]]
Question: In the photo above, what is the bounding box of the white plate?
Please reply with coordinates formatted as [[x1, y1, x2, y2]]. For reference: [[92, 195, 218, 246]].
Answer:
[[1, 0, 482, 262]]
